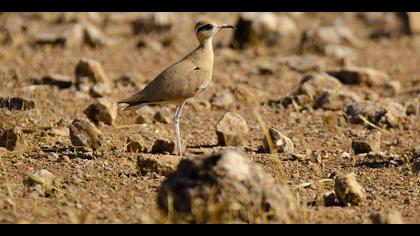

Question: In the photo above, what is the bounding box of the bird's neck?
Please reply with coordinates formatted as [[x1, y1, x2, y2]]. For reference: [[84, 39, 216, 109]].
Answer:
[[194, 38, 214, 68], [199, 38, 213, 51]]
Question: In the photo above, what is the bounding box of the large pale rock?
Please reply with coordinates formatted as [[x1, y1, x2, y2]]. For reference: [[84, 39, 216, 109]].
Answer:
[[158, 150, 301, 223]]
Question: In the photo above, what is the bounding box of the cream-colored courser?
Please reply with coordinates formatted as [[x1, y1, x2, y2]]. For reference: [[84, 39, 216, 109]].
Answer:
[[119, 21, 236, 156]]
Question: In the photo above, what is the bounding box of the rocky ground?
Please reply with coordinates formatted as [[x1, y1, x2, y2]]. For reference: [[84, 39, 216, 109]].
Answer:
[[0, 12, 419, 224]]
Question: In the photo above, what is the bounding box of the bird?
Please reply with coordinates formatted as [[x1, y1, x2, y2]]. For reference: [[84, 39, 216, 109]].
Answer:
[[118, 21, 236, 156]]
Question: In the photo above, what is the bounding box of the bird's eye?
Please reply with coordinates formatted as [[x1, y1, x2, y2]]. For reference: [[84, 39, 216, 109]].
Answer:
[[205, 24, 214, 30], [197, 24, 214, 33]]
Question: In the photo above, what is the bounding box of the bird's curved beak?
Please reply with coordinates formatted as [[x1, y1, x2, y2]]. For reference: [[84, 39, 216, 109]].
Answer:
[[218, 24, 237, 31]]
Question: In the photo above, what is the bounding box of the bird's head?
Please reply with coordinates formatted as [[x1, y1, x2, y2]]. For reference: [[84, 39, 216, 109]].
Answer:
[[195, 21, 236, 43]]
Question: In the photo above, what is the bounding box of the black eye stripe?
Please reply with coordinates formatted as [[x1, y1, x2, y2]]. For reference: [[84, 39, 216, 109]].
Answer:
[[196, 24, 214, 33]]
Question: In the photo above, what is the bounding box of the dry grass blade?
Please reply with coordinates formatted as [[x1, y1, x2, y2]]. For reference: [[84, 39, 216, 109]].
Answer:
[[294, 179, 334, 189], [291, 99, 301, 113], [253, 106, 286, 185], [253, 108, 275, 154], [294, 182, 311, 189], [358, 115, 390, 134], [27, 173, 79, 200], [317, 179, 334, 184]]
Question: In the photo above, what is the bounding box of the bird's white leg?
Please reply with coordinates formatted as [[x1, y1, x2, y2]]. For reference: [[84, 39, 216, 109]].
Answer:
[[173, 101, 186, 156]]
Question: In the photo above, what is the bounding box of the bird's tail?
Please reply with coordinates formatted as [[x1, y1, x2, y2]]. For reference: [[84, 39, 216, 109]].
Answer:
[[118, 92, 148, 111]]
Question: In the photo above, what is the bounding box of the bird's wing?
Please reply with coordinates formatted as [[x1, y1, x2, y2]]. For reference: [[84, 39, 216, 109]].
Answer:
[[119, 60, 210, 106]]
